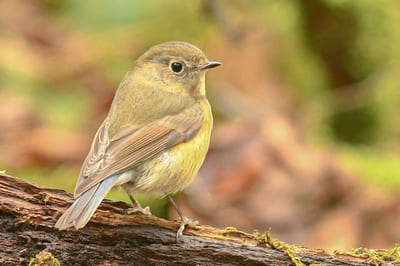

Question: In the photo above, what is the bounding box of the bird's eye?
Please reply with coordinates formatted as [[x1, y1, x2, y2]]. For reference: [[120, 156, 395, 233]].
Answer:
[[170, 62, 184, 73]]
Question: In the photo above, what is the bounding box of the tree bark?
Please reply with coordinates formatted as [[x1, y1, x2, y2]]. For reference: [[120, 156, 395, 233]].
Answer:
[[0, 173, 380, 265]]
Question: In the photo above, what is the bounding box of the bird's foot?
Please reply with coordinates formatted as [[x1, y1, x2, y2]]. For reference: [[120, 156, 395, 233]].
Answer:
[[176, 215, 199, 242], [124, 201, 151, 216]]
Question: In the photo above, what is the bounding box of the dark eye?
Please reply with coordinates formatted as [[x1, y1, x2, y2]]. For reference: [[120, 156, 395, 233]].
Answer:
[[170, 62, 183, 73]]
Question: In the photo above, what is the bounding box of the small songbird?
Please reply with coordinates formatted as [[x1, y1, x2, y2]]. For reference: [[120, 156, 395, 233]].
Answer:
[[55, 41, 220, 241]]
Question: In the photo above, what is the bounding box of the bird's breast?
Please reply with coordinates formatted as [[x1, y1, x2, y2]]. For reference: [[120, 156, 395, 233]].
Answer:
[[132, 99, 213, 197]]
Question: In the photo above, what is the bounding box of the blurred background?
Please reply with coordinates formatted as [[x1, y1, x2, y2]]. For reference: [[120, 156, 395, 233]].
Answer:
[[1, 0, 399, 251]]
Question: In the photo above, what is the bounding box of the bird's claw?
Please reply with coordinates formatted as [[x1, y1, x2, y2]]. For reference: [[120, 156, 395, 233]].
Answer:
[[124, 204, 151, 216], [176, 215, 199, 242]]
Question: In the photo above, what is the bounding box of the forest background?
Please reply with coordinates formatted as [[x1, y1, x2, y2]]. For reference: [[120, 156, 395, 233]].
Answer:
[[1, 0, 399, 251]]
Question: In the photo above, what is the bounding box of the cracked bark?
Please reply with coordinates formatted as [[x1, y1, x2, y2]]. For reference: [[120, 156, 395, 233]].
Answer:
[[0, 173, 377, 265]]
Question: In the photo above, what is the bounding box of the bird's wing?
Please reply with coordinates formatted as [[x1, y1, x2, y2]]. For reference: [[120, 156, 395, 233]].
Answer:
[[74, 105, 204, 198]]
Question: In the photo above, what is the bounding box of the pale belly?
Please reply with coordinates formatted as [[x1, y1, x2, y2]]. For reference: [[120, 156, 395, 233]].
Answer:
[[120, 100, 213, 197]]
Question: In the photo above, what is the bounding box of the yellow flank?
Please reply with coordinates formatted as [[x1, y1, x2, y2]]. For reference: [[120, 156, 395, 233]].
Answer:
[[133, 99, 213, 196]]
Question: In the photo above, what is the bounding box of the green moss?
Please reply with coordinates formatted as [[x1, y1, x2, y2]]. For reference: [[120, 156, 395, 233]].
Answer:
[[253, 230, 306, 266], [223, 226, 238, 232], [253, 230, 400, 265], [335, 245, 400, 264], [29, 252, 60, 266]]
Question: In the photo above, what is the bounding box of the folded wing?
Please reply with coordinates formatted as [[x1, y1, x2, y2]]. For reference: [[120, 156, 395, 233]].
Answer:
[[74, 104, 204, 198]]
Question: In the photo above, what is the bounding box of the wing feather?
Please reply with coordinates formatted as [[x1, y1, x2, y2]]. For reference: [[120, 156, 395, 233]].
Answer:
[[74, 105, 204, 197], [81, 120, 109, 178]]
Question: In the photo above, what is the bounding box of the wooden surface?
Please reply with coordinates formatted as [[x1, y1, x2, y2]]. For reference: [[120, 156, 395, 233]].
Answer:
[[0, 173, 380, 265]]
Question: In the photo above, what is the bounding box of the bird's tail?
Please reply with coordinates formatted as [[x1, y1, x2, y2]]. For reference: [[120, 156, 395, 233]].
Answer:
[[55, 175, 119, 230]]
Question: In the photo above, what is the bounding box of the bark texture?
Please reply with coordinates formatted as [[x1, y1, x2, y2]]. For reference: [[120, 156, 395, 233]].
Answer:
[[0, 173, 380, 265]]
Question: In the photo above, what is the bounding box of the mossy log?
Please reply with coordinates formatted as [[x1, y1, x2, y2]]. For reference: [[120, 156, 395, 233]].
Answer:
[[0, 173, 384, 265]]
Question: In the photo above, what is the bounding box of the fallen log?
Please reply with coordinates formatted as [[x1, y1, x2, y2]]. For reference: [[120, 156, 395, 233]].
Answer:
[[0, 173, 389, 265]]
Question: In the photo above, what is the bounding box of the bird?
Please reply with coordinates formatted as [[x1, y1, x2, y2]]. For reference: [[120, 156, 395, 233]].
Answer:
[[55, 41, 221, 241]]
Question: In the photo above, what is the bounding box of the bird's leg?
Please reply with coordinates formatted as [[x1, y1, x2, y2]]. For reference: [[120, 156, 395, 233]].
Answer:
[[123, 187, 151, 216], [168, 195, 198, 242]]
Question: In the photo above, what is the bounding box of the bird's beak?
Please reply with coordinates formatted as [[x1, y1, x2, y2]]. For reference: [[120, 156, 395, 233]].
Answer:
[[198, 61, 222, 70]]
